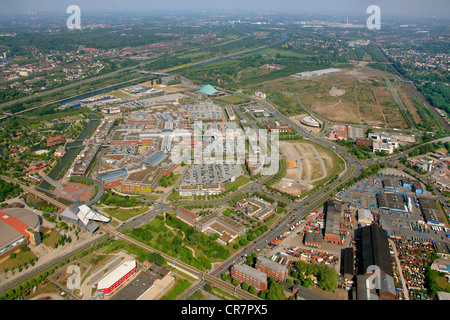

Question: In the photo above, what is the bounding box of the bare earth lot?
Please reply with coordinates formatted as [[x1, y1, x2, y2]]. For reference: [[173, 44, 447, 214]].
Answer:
[[273, 141, 338, 196], [252, 66, 419, 129]]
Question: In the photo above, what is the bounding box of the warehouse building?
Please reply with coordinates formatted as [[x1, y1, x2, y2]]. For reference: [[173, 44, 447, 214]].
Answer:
[[376, 193, 409, 213], [304, 232, 323, 248], [359, 223, 393, 277], [111, 264, 173, 300], [324, 199, 342, 245], [418, 197, 445, 226], [434, 242, 450, 259], [342, 247, 354, 280], [382, 178, 400, 191], [97, 260, 137, 296], [355, 224, 396, 300], [357, 209, 373, 225]]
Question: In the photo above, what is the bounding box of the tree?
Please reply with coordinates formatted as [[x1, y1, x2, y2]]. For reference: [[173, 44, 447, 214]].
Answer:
[[318, 266, 338, 292], [258, 290, 266, 299], [266, 282, 286, 300], [221, 273, 231, 281], [148, 253, 166, 266], [204, 284, 212, 292], [172, 235, 183, 246]]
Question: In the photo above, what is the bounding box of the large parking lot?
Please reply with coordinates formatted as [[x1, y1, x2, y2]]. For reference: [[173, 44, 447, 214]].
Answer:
[[182, 103, 223, 120], [181, 163, 243, 186]]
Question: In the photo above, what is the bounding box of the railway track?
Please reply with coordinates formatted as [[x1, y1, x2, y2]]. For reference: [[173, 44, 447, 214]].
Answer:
[[0, 175, 68, 210], [99, 224, 260, 300]]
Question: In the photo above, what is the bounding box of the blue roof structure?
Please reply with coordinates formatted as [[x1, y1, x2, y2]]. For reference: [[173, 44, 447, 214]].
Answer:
[[198, 85, 220, 96], [143, 151, 167, 166], [98, 168, 129, 182]]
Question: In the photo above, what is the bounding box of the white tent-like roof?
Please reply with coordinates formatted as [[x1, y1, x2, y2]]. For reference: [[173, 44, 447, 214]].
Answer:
[[77, 205, 110, 226]]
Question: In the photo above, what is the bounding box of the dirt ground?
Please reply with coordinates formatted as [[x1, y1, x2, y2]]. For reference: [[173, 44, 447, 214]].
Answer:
[[269, 67, 408, 128], [273, 141, 328, 196]]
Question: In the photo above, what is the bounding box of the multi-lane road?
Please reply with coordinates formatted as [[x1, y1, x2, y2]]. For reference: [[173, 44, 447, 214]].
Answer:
[[4, 82, 449, 300]]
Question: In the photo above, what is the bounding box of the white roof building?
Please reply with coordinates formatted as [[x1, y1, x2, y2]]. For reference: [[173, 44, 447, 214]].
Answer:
[[61, 203, 110, 233], [77, 204, 110, 225], [357, 209, 373, 225], [97, 260, 136, 294]]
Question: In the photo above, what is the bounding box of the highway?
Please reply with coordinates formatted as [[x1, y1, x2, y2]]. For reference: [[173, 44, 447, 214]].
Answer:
[[3, 81, 448, 300]]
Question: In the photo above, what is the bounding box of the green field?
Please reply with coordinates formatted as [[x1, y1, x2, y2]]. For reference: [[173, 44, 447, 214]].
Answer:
[[215, 95, 248, 105], [103, 206, 149, 221]]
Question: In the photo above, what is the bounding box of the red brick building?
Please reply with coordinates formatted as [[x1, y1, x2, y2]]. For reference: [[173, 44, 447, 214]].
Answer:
[[255, 256, 288, 281], [231, 264, 267, 291], [304, 232, 323, 248], [176, 207, 199, 227], [46, 136, 65, 147]]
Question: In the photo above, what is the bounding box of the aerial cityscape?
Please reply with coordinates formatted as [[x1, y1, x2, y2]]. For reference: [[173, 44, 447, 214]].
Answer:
[[0, 0, 449, 310]]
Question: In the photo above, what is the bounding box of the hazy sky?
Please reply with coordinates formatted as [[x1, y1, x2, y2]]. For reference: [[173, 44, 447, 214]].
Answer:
[[2, 0, 450, 18]]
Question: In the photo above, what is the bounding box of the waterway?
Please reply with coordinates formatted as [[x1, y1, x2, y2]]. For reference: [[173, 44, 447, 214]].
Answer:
[[39, 114, 100, 190]]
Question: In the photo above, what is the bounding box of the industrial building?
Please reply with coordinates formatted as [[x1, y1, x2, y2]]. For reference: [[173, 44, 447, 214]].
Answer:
[[304, 232, 323, 248], [97, 260, 137, 296], [111, 264, 173, 300], [324, 199, 342, 245], [376, 192, 410, 213], [417, 197, 445, 226], [355, 224, 396, 300]]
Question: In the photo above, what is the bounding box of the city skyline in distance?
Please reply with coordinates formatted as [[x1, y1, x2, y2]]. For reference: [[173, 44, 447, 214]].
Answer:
[[2, 0, 450, 19]]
